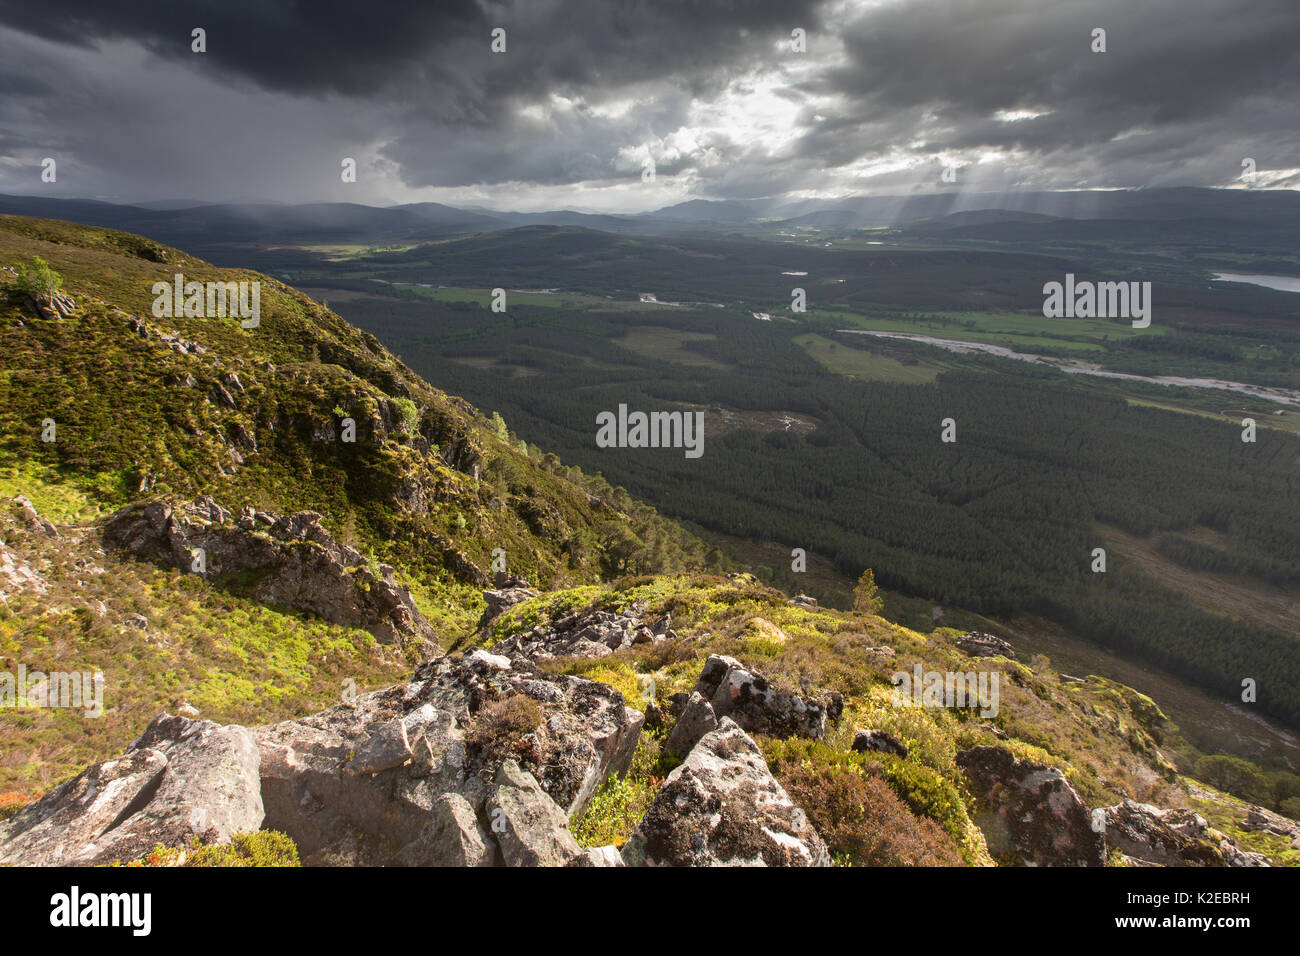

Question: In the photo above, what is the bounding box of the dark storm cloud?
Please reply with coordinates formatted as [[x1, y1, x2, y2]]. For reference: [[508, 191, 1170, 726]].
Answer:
[[0, 0, 823, 97], [0, 0, 484, 96], [0, 0, 1295, 205], [792, 0, 1300, 188]]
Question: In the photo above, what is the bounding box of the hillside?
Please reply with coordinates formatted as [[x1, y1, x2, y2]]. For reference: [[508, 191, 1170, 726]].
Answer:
[[0, 216, 1296, 867], [0, 214, 709, 791]]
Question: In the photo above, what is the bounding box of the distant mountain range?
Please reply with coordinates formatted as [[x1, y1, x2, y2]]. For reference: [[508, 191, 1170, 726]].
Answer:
[[2, 187, 1297, 257]]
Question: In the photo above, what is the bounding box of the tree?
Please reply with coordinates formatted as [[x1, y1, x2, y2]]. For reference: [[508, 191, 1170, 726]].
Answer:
[[15, 255, 62, 304], [854, 568, 884, 615], [490, 411, 509, 442]]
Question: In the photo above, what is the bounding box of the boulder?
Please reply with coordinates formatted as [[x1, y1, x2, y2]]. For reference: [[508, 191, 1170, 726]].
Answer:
[[0, 539, 48, 599], [1242, 805, 1299, 838], [956, 745, 1104, 866], [478, 576, 540, 628], [0, 714, 263, 866], [12, 495, 58, 537], [567, 845, 625, 867], [0, 750, 168, 866], [664, 691, 719, 757], [487, 760, 583, 866], [623, 718, 830, 867], [394, 792, 492, 867], [852, 728, 908, 758], [743, 617, 787, 645]]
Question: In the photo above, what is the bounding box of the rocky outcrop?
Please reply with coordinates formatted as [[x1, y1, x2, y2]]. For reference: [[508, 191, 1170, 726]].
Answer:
[[255, 650, 642, 865], [12, 495, 58, 537], [955, 631, 1016, 659], [0, 714, 263, 866], [25, 291, 76, 320], [690, 654, 841, 740], [956, 745, 1104, 866], [478, 575, 539, 628], [1242, 805, 1300, 845], [1100, 800, 1270, 867], [0, 539, 48, 599], [489, 598, 677, 661], [0, 651, 642, 867], [104, 496, 433, 646], [623, 718, 830, 867]]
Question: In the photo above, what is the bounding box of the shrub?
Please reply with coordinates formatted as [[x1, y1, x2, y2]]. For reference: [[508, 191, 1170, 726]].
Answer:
[[0, 791, 29, 820], [572, 733, 667, 847], [14, 255, 63, 303], [124, 831, 300, 867], [391, 397, 419, 436], [764, 737, 969, 847], [577, 662, 645, 705], [187, 830, 300, 867], [1194, 755, 1271, 805], [571, 774, 655, 849], [463, 695, 541, 755], [780, 762, 963, 866]]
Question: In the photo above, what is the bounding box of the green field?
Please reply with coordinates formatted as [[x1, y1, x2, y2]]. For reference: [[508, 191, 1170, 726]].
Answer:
[[614, 326, 731, 369], [795, 333, 943, 383], [815, 308, 1167, 353]]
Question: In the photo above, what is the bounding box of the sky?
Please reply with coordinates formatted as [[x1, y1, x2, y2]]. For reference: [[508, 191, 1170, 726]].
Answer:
[[0, 0, 1297, 212]]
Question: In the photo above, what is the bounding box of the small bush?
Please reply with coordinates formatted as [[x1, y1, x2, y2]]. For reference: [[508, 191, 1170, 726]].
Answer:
[[14, 255, 63, 303], [123, 831, 300, 867], [187, 830, 301, 867], [577, 662, 644, 706], [572, 733, 667, 847], [390, 396, 419, 436], [463, 695, 541, 755], [781, 762, 963, 866], [571, 774, 654, 849], [0, 791, 29, 820]]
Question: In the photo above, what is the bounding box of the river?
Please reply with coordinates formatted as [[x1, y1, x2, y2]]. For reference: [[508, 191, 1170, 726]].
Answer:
[[839, 330, 1300, 407]]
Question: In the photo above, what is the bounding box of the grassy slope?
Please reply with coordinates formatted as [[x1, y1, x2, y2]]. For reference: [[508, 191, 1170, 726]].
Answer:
[[0, 214, 709, 792]]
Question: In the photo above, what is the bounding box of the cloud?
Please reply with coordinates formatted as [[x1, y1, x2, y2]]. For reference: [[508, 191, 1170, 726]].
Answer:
[[0, 0, 1295, 208]]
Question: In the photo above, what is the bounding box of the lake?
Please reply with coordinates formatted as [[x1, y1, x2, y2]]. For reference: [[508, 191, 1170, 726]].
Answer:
[[1212, 272, 1300, 293]]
